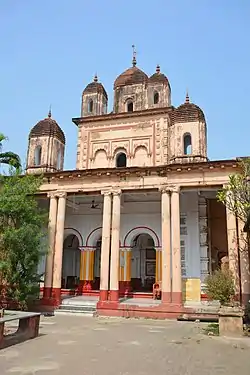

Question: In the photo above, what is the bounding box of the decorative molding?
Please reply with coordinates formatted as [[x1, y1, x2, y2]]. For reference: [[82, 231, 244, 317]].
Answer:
[[101, 190, 112, 196], [158, 184, 180, 194], [112, 189, 122, 196], [47, 191, 57, 199], [158, 185, 170, 194], [56, 191, 67, 199], [168, 184, 180, 193]]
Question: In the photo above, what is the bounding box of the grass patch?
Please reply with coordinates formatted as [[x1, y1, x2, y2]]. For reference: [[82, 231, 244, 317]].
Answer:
[[203, 323, 219, 336]]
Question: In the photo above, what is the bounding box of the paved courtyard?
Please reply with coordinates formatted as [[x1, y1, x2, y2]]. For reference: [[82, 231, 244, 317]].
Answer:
[[0, 315, 250, 374]]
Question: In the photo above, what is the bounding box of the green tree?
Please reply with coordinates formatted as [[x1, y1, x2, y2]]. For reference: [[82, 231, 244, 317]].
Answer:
[[0, 133, 21, 170], [217, 158, 250, 229], [0, 172, 48, 310]]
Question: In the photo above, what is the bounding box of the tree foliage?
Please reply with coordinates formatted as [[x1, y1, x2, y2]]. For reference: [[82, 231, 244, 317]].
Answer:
[[0, 172, 48, 309], [0, 133, 21, 170], [217, 158, 250, 225]]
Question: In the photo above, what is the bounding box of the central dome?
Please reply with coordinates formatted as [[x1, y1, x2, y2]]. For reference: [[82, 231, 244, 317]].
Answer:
[[114, 66, 148, 89]]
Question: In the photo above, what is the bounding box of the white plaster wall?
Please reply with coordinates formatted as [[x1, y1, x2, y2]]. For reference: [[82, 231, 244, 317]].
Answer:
[[180, 191, 200, 279]]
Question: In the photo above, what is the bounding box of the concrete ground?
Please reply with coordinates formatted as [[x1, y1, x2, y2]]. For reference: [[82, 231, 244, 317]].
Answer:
[[0, 315, 250, 375]]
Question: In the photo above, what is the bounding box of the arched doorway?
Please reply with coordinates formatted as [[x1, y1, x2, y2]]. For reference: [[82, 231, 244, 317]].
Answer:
[[130, 233, 156, 292], [93, 237, 102, 290], [61, 234, 80, 290]]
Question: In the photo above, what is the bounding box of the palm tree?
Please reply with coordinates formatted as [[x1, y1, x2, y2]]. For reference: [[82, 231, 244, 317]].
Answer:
[[0, 133, 21, 169]]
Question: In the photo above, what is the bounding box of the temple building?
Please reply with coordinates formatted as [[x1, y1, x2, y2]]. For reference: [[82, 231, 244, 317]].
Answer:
[[26, 52, 250, 318]]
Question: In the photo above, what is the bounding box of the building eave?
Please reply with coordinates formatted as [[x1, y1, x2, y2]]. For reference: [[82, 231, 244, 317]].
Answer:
[[72, 106, 175, 126], [41, 158, 241, 182]]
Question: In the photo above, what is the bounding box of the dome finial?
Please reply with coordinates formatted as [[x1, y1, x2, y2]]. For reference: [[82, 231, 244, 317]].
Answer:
[[185, 90, 190, 104], [48, 105, 52, 118], [156, 64, 160, 73], [94, 73, 98, 82], [132, 44, 137, 67]]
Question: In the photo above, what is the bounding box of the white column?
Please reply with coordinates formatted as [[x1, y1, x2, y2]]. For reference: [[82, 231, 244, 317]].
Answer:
[[110, 190, 121, 301], [171, 186, 182, 304], [43, 192, 58, 299], [99, 191, 112, 301], [160, 187, 171, 303], [52, 191, 67, 304]]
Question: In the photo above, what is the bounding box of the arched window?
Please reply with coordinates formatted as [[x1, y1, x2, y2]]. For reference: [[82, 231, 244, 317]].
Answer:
[[127, 101, 133, 112], [116, 152, 127, 168], [183, 133, 192, 155], [34, 145, 42, 166], [57, 149, 61, 170], [88, 99, 93, 113], [154, 92, 159, 104]]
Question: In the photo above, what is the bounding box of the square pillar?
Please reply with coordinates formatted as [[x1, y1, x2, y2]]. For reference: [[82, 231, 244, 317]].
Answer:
[[51, 191, 67, 306], [43, 192, 58, 300], [171, 186, 182, 305], [79, 247, 95, 293], [226, 205, 240, 296], [155, 248, 162, 283], [119, 247, 132, 294], [109, 190, 121, 301], [160, 187, 171, 303], [99, 191, 112, 301]]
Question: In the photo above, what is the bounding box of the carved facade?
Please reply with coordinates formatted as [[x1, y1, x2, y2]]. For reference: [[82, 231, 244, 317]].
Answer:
[[73, 61, 207, 170]]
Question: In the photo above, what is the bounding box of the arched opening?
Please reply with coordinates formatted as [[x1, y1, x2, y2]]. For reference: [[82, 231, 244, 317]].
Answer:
[[116, 152, 127, 168], [103, 101, 108, 114], [61, 234, 80, 289], [127, 101, 134, 112], [34, 145, 42, 166], [183, 133, 192, 155], [93, 237, 102, 290], [130, 233, 156, 292], [88, 99, 93, 113], [154, 92, 159, 104], [56, 149, 61, 170]]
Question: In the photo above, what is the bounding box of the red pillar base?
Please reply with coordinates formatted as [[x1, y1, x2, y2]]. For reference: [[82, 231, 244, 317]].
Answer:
[[51, 288, 62, 307], [43, 287, 52, 299], [99, 290, 108, 301], [109, 290, 119, 302], [161, 291, 172, 303], [171, 291, 182, 305]]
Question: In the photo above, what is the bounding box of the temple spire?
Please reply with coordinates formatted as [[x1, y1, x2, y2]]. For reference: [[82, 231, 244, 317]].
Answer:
[[132, 44, 137, 67], [48, 105, 52, 118], [94, 73, 98, 82], [185, 90, 190, 104]]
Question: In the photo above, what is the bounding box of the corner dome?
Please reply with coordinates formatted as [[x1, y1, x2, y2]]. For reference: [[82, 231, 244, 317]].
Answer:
[[83, 75, 108, 100], [114, 66, 148, 89], [29, 111, 65, 144], [174, 93, 205, 123], [149, 65, 170, 85]]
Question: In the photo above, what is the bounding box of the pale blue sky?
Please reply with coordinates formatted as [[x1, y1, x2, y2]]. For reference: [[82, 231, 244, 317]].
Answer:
[[1, 1, 249, 171]]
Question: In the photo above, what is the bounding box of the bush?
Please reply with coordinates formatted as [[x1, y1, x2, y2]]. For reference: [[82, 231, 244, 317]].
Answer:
[[204, 269, 235, 305]]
